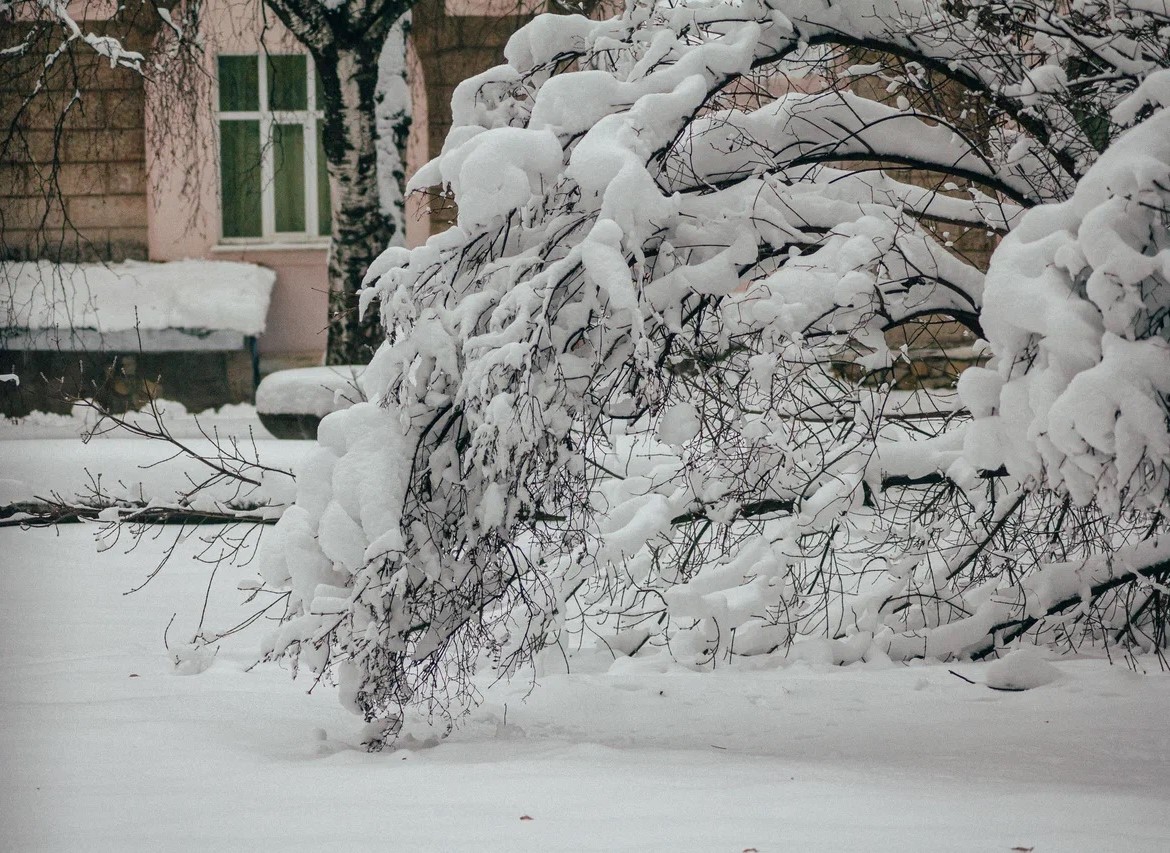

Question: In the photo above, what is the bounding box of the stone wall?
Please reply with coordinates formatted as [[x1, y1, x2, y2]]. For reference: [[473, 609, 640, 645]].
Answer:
[[0, 11, 157, 263], [0, 349, 256, 417]]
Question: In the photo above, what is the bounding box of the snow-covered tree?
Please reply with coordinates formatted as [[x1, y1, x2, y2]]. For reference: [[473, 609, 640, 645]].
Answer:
[[257, 0, 1170, 744]]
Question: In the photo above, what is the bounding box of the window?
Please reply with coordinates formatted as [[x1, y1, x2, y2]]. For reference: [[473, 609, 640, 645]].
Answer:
[[216, 54, 332, 241]]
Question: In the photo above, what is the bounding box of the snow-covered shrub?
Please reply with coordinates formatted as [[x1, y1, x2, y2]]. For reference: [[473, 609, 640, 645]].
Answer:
[[259, 0, 1170, 743]]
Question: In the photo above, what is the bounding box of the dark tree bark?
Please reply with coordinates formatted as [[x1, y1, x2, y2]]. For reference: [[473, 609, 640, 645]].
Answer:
[[316, 38, 396, 365], [264, 0, 408, 365]]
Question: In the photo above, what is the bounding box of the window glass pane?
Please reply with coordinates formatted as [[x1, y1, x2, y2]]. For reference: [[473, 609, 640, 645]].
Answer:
[[268, 55, 307, 111], [317, 120, 331, 236], [273, 123, 306, 233], [218, 56, 259, 112], [219, 120, 262, 237]]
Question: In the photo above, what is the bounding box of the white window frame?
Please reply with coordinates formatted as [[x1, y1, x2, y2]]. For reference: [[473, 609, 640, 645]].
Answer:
[[216, 53, 328, 245]]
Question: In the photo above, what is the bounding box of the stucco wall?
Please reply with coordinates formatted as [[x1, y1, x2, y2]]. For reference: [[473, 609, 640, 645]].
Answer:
[[143, 1, 444, 359], [4, 0, 535, 359], [144, 3, 326, 358]]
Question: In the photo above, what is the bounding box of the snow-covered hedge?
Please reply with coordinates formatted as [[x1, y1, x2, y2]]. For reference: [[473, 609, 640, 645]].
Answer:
[[258, 0, 1170, 742]]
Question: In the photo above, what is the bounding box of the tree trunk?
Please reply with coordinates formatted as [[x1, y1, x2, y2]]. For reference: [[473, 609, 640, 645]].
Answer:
[[376, 17, 412, 242], [315, 38, 395, 366]]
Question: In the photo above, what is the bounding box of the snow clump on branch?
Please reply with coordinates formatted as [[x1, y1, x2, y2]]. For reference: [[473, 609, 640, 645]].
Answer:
[[963, 108, 1170, 515]]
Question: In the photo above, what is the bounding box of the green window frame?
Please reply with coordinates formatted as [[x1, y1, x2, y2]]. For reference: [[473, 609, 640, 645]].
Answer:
[[216, 54, 332, 241]]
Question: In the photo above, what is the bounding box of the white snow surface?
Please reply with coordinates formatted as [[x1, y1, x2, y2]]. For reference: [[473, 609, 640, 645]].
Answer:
[[0, 402, 304, 511], [0, 437, 303, 510], [2, 402, 1170, 848], [1, 260, 275, 335], [0, 399, 275, 441], [1, 524, 1169, 851]]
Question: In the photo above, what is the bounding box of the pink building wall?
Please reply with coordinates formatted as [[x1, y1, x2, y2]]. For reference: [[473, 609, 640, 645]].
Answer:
[[145, 0, 433, 362]]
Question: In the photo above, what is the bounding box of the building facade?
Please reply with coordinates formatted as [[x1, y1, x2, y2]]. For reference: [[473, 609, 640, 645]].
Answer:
[[1, 0, 532, 367]]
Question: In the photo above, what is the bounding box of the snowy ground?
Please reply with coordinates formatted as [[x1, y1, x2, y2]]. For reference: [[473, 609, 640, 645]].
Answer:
[[0, 402, 300, 510], [2, 409, 1170, 851]]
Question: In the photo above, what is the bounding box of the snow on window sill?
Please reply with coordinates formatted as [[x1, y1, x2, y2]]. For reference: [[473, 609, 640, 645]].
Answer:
[[213, 239, 329, 253]]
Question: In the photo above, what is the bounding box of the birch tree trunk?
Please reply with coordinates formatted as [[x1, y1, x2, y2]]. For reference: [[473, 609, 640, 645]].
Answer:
[[263, 0, 411, 365], [316, 39, 395, 365]]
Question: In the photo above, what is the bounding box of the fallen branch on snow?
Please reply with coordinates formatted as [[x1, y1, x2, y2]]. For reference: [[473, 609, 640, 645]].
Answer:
[[0, 499, 280, 528]]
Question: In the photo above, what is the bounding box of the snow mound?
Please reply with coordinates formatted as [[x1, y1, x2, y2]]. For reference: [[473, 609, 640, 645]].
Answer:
[[0, 399, 275, 440], [985, 647, 1061, 691], [255, 366, 368, 417], [1, 260, 275, 335]]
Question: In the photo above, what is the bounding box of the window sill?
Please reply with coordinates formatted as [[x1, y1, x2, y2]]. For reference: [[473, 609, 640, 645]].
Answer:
[[212, 240, 329, 253]]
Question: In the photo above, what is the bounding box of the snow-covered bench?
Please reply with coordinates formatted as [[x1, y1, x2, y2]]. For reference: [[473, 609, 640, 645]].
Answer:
[[1, 260, 275, 416], [255, 365, 366, 439]]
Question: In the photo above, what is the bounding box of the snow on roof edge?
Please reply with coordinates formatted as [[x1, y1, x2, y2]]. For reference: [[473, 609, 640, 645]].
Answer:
[[1, 260, 277, 336]]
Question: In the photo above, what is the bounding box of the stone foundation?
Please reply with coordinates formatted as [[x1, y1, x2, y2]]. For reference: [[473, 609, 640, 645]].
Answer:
[[0, 349, 256, 417]]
